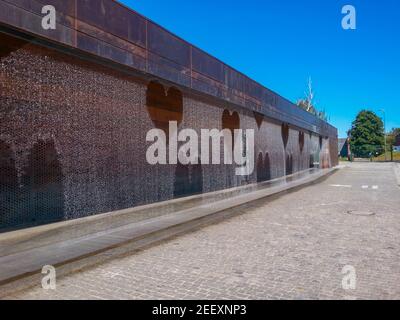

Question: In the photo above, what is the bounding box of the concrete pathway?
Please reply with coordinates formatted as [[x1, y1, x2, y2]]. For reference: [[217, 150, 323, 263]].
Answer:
[[4, 163, 400, 300]]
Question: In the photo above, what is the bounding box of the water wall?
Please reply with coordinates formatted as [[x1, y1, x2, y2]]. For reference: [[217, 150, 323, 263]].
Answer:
[[0, 0, 338, 231]]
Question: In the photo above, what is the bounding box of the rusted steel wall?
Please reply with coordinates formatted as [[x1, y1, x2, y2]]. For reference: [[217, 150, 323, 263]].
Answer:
[[0, 35, 337, 232], [0, 0, 337, 138], [0, 0, 339, 232]]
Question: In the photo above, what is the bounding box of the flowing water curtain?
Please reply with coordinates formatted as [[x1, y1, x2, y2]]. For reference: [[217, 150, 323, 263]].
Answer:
[[0, 140, 19, 230], [21, 139, 65, 227]]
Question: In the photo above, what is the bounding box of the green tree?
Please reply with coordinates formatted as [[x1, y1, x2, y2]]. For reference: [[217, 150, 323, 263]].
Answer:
[[387, 128, 400, 150], [349, 110, 385, 158]]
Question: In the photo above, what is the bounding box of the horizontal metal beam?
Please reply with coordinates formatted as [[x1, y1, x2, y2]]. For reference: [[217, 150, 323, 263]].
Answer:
[[0, 0, 337, 137]]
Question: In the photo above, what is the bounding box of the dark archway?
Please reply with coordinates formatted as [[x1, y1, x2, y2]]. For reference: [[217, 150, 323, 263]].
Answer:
[[256, 153, 264, 183], [222, 110, 240, 150], [190, 162, 203, 195], [257, 152, 271, 183], [0, 140, 19, 229], [299, 131, 305, 153], [281, 123, 289, 149], [173, 162, 203, 199], [173, 163, 190, 198], [264, 153, 271, 181], [319, 136, 323, 150], [286, 153, 293, 175], [22, 139, 65, 226], [146, 81, 183, 142], [253, 111, 264, 130], [165, 87, 183, 117]]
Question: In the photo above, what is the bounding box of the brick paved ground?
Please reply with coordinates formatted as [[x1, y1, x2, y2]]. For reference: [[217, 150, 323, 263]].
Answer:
[[5, 162, 400, 300]]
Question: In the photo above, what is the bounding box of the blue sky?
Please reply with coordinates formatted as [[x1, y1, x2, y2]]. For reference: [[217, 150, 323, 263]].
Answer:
[[120, 0, 399, 138]]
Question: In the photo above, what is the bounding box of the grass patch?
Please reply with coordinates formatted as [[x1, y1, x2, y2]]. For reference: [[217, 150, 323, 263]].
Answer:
[[372, 152, 400, 162]]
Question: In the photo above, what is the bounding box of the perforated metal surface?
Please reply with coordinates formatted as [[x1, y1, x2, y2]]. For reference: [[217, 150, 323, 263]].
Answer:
[[0, 140, 19, 229], [0, 31, 337, 232], [21, 140, 65, 226], [0, 139, 64, 231], [256, 153, 271, 183]]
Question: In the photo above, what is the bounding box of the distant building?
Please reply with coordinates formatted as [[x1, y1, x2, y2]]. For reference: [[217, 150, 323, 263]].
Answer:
[[394, 134, 400, 152], [338, 138, 350, 158], [395, 134, 400, 146]]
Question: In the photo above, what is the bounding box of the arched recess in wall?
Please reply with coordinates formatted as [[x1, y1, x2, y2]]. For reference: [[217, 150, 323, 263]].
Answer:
[[173, 163, 190, 198], [286, 153, 293, 175], [257, 152, 271, 183], [257, 152, 271, 182], [281, 123, 289, 149], [222, 110, 240, 150], [264, 153, 271, 181], [0, 32, 32, 59], [299, 131, 305, 153], [0, 140, 19, 229], [190, 162, 203, 195], [146, 81, 183, 142], [256, 153, 264, 183], [21, 139, 65, 226], [319, 136, 323, 150], [173, 162, 203, 199], [253, 112, 264, 130]]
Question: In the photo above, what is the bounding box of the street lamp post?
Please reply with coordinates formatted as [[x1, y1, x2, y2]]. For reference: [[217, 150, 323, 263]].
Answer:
[[379, 109, 387, 161]]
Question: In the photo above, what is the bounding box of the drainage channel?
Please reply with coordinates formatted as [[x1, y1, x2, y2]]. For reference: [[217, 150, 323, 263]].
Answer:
[[347, 210, 376, 216]]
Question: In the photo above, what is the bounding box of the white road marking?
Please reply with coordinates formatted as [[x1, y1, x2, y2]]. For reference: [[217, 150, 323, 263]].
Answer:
[[330, 184, 352, 188], [361, 185, 379, 190]]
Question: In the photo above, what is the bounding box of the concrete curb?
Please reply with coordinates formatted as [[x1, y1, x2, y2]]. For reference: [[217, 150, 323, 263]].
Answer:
[[0, 167, 339, 296]]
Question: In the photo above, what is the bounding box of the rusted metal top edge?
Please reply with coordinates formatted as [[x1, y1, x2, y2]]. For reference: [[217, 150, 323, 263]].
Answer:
[[0, 0, 337, 137]]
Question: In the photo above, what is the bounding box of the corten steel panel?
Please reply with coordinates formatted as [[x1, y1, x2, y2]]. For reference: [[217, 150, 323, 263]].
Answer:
[[0, 0, 337, 139], [245, 78, 263, 101], [191, 71, 227, 100], [34, 0, 76, 28], [147, 51, 191, 87], [5, 0, 74, 25], [76, 31, 146, 71], [227, 68, 246, 94], [262, 88, 277, 108], [76, 0, 146, 47], [147, 22, 191, 68], [0, 0, 76, 47], [192, 47, 226, 83], [76, 20, 146, 70]]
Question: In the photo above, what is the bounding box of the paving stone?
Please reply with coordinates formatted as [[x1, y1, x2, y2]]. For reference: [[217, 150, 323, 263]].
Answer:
[[4, 163, 400, 300]]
